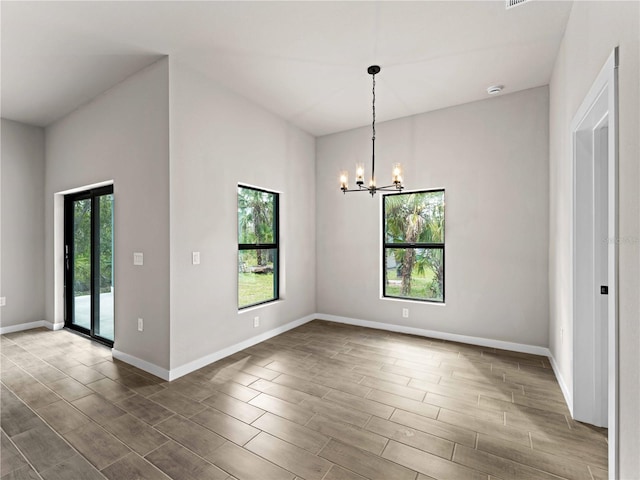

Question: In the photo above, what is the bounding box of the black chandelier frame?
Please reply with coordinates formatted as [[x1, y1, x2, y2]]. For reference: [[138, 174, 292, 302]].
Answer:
[[340, 65, 404, 197]]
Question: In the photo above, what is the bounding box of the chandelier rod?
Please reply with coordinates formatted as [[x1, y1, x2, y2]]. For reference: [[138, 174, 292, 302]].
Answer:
[[371, 70, 376, 185]]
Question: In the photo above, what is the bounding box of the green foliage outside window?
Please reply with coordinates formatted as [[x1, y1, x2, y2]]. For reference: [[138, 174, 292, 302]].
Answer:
[[384, 190, 445, 302], [73, 195, 113, 296], [238, 186, 278, 308]]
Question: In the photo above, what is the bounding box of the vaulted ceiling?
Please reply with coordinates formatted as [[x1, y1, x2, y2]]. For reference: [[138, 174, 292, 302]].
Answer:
[[1, 1, 573, 136]]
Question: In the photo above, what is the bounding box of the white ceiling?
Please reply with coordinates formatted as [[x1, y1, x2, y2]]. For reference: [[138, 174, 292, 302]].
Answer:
[[1, 1, 573, 136]]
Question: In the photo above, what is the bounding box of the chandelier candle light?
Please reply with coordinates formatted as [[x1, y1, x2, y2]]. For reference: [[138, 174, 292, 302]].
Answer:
[[340, 65, 404, 196]]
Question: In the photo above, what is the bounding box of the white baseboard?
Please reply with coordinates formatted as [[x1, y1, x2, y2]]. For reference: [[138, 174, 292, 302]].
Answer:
[[112, 313, 316, 381], [167, 314, 316, 381], [112, 349, 171, 381], [0, 320, 47, 335], [548, 351, 573, 417], [0, 320, 65, 335], [6, 314, 557, 388], [96, 313, 556, 380], [44, 321, 64, 331], [316, 313, 551, 357]]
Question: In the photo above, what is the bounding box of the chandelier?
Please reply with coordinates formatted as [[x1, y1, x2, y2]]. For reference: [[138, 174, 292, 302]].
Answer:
[[339, 65, 404, 197]]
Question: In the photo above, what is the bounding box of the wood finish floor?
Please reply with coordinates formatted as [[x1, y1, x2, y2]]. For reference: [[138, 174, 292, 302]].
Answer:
[[1, 320, 607, 480]]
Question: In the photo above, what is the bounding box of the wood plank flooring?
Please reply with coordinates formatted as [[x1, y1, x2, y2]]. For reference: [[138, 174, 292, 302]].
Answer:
[[1, 320, 607, 479]]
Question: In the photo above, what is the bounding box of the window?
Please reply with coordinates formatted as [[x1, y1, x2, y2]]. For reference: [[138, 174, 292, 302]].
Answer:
[[238, 185, 279, 309], [383, 189, 445, 303]]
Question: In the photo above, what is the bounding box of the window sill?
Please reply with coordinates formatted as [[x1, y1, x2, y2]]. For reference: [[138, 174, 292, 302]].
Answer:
[[380, 296, 446, 307], [238, 299, 283, 314]]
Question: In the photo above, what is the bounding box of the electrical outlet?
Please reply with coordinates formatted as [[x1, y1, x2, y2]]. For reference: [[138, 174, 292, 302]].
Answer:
[[253, 316, 260, 328], [402, 308, 409, 318], [0, 297, 5, 307], [138, 318, 144, 332]]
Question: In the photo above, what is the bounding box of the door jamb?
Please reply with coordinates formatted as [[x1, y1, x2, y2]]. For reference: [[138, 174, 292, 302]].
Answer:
[[571, 47, 618, 478]]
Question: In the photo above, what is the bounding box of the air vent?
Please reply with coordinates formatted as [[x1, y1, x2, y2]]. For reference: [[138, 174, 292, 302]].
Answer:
[[506, 0, 531, 9]]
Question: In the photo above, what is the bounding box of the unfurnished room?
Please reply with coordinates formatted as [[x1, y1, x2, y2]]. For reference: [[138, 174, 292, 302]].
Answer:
[[1, 1, 639, 479]]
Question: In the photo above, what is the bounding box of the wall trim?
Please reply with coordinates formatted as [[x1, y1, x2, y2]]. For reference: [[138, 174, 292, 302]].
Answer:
[[167, 314, 316, 381], [44, 321, 64, 331], [112, 349, 171, 381], [5, 314, 557, 387], [0, 320, 47, 334], [112, 314, 316, 381], [549, 351, 573, 417], [316, 313, 551, 357]]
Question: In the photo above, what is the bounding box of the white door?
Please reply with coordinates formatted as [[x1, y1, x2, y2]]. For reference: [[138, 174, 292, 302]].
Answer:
[[571, 47, 618, 477]]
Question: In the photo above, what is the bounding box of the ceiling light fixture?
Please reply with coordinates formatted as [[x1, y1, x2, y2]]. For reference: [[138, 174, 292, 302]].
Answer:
[[339, 65, 404, 197]]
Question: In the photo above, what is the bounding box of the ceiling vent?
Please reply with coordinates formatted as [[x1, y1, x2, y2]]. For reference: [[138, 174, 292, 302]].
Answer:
[[506, 0, 531, 9]]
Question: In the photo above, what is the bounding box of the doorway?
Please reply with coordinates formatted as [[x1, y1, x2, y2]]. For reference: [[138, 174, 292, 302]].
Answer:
[[64, 185, 114, 346], [571, 48, 618, 474]]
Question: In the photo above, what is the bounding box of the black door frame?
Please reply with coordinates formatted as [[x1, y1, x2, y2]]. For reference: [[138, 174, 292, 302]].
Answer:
[[64, 185, 114, 347]]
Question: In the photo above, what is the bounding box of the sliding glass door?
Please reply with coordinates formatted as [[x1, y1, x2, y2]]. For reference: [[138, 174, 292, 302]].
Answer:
[[64, 186, 114, 346]]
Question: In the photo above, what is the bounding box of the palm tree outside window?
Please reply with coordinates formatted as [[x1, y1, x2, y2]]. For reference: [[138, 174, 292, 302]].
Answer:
[[383, 190, 445, 302]]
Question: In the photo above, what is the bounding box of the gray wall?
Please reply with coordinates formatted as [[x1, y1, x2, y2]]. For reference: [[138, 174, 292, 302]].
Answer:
[[0, 119, 46, 327], [168, 59, 317, 369], [38, 54, 316, 374], [548, 1, 640, 474], [316, 87, 549, 347], [45, 59, 171, 369]]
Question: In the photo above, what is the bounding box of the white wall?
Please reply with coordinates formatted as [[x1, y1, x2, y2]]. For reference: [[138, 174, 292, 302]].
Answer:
[[45, 59, 171, 369], [168, 59, 317, 370], [317, 87, 549, 348], [0, 119, 46, 327], [548, 2, 640, 475]]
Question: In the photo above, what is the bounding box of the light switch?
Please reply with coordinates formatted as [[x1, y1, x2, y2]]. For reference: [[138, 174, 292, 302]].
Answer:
[[0, 297, 5, 307], [192, 252, 201, 265], [133, 252, 144, 266]]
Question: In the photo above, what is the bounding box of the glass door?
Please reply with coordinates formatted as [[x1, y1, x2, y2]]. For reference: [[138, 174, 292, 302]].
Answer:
[[64, 186, 114, 346]]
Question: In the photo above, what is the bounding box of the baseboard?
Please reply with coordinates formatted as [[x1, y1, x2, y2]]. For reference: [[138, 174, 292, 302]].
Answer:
[[43, 321, 64, 331], [112, 349, 171, 381], [316, 313, 551, 357], [7, 313, 555, 387], [111, 313, 316, 381], [0, 320, 66, 335], [168, 314, 316, 381], [0, 320, 47, 334], [548, 351, 573, 417]]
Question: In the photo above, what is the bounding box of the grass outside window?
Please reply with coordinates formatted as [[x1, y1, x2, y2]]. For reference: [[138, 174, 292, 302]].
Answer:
[[238, 185, 279, 309], [383, 189, 445, 303]]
